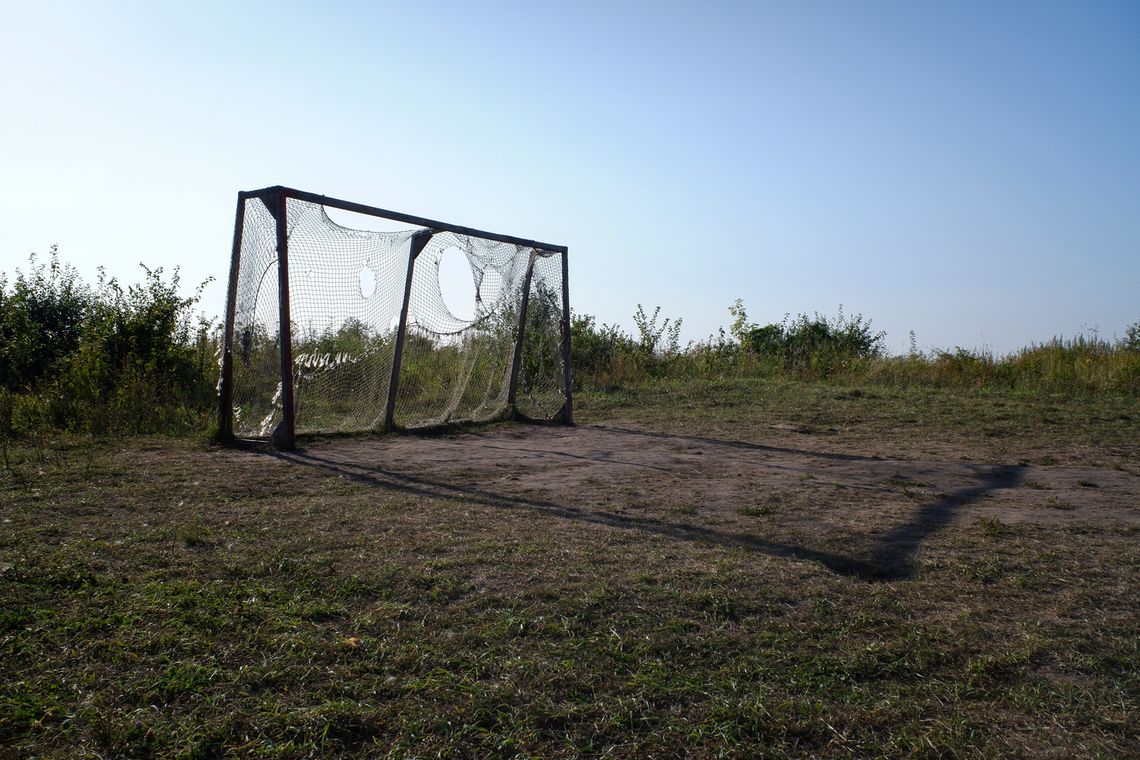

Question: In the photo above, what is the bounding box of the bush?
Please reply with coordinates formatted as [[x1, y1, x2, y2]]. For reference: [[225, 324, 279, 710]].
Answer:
[[729, 300, 885, 378], [570, 312, 639, 387], [0, 247, 90, 391], [4, 249, 1136, 448], [570, 305, 687, 388], [1121, 320, 1140, 353], [0, 251, 216, 438]]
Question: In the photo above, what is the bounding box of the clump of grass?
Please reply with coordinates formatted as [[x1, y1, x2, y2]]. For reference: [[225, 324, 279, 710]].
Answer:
[[865, 334, 1140, 395], [737, 502, 779, 517], [178, 527, 213, 551], [977, 516, 1015, 538]]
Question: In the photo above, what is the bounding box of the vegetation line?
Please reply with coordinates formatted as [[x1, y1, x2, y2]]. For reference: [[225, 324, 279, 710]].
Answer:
[[2, 249, 1137, 443]]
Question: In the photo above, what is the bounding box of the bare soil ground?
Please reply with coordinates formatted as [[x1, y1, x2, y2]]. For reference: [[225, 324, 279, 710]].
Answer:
[[278, 422, 1139, 581]]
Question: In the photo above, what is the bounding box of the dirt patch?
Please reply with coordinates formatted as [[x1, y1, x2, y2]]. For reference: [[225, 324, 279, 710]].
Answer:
[[261, 423, 1138, 581], [287, 424, 1140, 527]]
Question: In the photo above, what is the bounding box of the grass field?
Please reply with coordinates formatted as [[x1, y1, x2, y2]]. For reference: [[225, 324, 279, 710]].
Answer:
[[2, 378, 1137, 758]]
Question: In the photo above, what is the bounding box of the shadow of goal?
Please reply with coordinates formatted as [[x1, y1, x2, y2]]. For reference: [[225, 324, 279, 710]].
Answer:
[[217, 186, 571, 449]]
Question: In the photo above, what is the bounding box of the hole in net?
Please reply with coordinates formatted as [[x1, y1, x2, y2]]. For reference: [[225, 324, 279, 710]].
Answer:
[[358, 266, 376, 299], [437, 246, 477, 322]]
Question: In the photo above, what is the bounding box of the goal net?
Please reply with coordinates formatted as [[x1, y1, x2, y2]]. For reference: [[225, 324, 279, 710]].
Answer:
[[218, 187, 571, 447]]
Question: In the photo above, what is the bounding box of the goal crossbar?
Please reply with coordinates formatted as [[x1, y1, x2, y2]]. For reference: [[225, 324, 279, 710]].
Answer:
[[245, 186, 568, 253]]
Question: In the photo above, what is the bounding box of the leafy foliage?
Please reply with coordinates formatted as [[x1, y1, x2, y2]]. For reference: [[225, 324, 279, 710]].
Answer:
[[570, 313, 638, 388], [0, 246, 90, 390], [1, 250, 216, 440], [1121, 319, 1140, 353], [728, 300, 885, 376], [632, 304, 683, 358]]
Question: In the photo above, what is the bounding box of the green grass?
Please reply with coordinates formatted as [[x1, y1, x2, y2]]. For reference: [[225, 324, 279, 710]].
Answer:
[[1, 378, 1137, 757], [578, 376, 1138, 469]]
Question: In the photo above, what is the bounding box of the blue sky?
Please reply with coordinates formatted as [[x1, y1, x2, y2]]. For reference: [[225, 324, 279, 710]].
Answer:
[[2, 1, 1137, 354]]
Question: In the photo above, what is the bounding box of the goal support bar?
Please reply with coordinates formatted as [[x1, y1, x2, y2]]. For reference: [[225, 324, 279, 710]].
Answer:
[[384, 230, 435, 430]]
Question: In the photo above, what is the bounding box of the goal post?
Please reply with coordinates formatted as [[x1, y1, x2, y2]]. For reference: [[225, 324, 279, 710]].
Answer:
[[218, 186, 572, 449]]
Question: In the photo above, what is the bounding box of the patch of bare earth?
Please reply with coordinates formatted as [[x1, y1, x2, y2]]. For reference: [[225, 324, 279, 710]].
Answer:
[[272, 423, 1139, 581]]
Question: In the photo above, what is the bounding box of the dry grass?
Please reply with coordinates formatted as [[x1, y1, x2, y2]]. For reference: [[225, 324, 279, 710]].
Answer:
[[1, 379, 1137, 757]]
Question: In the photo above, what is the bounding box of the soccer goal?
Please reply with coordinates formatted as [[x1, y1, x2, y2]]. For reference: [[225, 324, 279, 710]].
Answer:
[[217, 186, 571, 449]]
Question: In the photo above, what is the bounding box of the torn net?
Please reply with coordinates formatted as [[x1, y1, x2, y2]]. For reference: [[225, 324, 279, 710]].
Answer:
[[228, 195, 567, 437]]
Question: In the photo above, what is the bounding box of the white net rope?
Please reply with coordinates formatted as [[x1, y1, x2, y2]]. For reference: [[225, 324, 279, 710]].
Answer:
[[228, 195, 567, 437]]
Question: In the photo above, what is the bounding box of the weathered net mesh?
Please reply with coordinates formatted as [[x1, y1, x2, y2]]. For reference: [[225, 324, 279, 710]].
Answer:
[[517, 251, 568, 420], [230, 197, 283, 438], [226, 193, 568, 438]]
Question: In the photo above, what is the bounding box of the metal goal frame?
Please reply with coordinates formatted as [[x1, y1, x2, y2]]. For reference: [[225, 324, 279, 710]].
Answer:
[[217, 185, 571, 449]]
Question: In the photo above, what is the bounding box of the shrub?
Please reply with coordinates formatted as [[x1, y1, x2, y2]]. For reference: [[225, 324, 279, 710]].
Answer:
[[0, 247, 90, 391], [729, 300, 885, 378], [570, 305, 687, 387], [4, 247, 1136, 447], [1121, 320, 1140, 353], [0, 251, 217, 438], [570, 312, 639, 387]]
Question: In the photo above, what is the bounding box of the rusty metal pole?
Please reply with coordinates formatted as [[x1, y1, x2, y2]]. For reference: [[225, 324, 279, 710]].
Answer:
[[384, 230, 433, 429], [273, 190, 296, 449], [560, 249, 573, 424], [506, 250, 537, 414], [217, 193, 247, 442]]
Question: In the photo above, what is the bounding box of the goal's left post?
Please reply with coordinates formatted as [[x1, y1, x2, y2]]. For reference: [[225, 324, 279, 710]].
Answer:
[[271, 189, 296, 450], [217, 187, 295, 449], [217, 192, 248, 443]]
